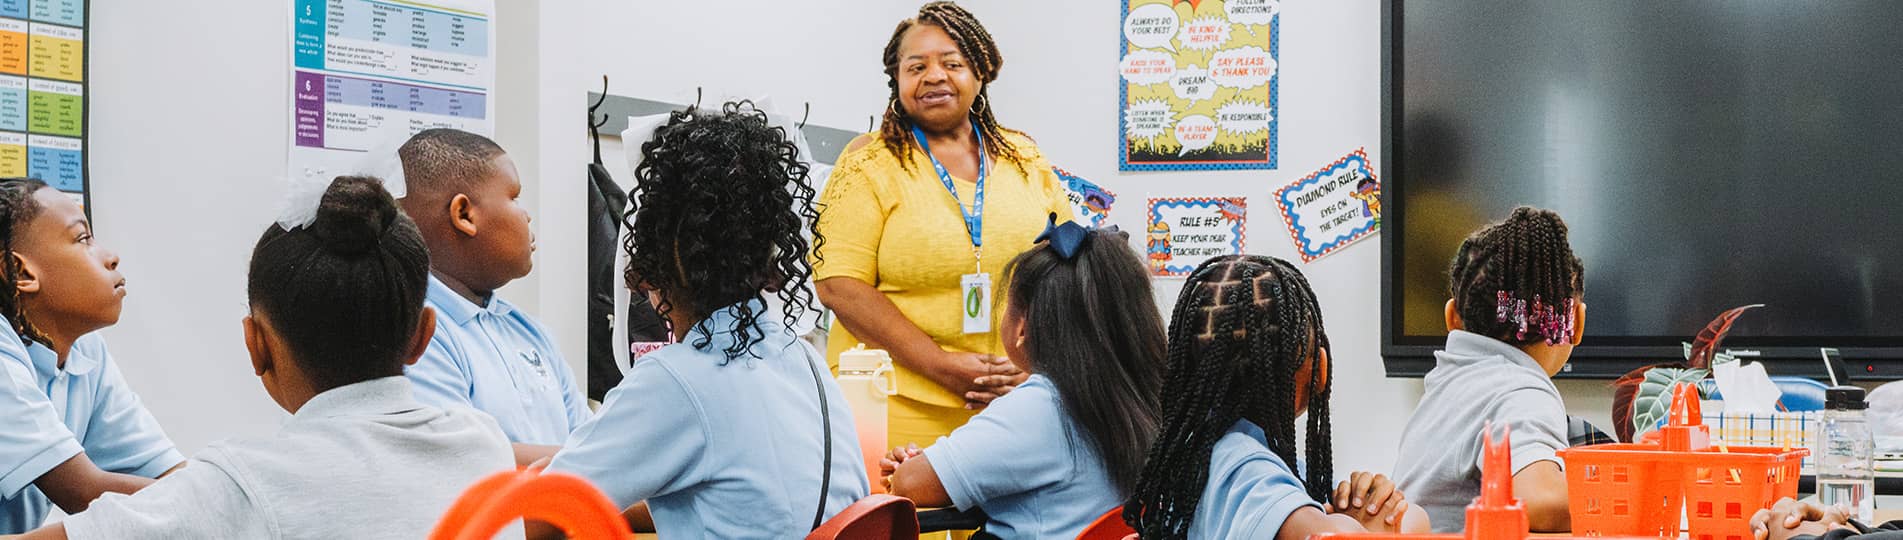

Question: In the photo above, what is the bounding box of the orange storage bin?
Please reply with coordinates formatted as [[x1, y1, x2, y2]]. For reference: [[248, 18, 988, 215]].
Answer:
[[1560, 384, 1807, 540], [1315, 423, 1651, 540]]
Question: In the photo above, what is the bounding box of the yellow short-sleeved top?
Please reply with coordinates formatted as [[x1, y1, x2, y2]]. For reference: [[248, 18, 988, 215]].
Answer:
[[814, 131, 1074, 407]]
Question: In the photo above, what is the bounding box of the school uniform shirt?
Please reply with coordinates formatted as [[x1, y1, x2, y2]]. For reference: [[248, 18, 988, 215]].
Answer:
[[61, 376, 515, 540], [547, 300, 868, 539], [0, 323, 181, 535], [1186, 420, 1322, 540], [407, 274, 589, 445], [1394, 330, 1569, 532], [921, 374, 1122, 539]]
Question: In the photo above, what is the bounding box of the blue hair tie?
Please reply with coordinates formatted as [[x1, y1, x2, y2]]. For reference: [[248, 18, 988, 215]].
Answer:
[[1035, 213, 1122, 260]]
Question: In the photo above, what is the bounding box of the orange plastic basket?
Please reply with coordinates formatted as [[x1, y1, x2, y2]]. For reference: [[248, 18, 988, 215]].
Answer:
[[1560, 384, 1807, 540], [1315, 423, 1651, 540]]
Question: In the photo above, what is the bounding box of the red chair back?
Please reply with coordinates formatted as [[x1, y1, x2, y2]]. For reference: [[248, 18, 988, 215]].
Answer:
[[429, 469, 633, 540], [1078, 507, 1137, 540], [806, 494, 920, 540]]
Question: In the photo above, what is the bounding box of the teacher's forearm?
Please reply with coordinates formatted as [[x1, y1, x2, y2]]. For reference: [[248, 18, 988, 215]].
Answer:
[[816, 277, 944, 371]]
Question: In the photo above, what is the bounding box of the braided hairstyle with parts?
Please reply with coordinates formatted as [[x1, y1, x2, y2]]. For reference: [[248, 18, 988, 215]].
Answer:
[[1125, 254, 1333, 540], [1447, 206, 1584, 346]]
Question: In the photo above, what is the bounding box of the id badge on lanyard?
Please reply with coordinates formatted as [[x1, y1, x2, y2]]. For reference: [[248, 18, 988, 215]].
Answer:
[[914, 123, 992, 335], [962, 265, 991, 334]]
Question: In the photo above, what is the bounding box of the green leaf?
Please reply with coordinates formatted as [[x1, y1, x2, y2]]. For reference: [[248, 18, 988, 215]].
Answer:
[[1711, 352, 1740, 367], [1632, 367, 1710, 439]]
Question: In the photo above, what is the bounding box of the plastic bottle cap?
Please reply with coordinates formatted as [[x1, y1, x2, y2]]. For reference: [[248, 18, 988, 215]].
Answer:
[[1826, 385, 1869, 410], [839, 346, 890, 372]]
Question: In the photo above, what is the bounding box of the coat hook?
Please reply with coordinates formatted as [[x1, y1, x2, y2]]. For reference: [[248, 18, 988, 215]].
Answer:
[[589, 75, 610, 112]]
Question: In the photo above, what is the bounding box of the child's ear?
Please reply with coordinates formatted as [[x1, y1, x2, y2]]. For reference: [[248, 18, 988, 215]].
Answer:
[[1443, 299, 1463, 332], [401, 307, 438, 367], [448, 193, 478, 238], [11, 252, 38, 295], [1570, 301, 1587, 346], [1009, 313, 1028, 349], [242, 314, 271, 377]]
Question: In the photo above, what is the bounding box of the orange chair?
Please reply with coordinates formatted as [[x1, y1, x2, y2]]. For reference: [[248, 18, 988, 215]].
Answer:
[[430, 469, 634, 540], [807, 494, 919, 540], [1078, 508, 1136, 540]]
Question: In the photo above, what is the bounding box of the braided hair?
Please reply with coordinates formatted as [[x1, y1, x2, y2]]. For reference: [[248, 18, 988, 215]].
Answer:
[[878, 1, 1024, 172], [1447, 206, 1584, 346], [1126, 255, 1333, 540], [0, 178, 48, 344], [624, 101, 822, 362]]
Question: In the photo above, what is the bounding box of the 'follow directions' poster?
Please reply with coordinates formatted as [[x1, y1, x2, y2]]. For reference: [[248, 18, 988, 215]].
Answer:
[[1120, 0, 1278, 171]]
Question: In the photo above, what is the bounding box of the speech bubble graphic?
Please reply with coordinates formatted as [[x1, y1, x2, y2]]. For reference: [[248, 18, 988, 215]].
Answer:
[[1170, 64, 1217, 105], [1216, 99, 1273, 135], [1174, 114, 1218, 156], [1123, 4, 1180, 52], [1209, 46, 1276, 90], [1120, 49, 1176, 87], [1226, 0, 1279, 27], [1177, 16, 1231, 52], [1125, 99, 1173, 143]]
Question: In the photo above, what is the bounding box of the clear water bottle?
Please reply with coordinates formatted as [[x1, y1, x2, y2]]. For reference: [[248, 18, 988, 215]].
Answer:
[[1816, 385, 1875, 522]]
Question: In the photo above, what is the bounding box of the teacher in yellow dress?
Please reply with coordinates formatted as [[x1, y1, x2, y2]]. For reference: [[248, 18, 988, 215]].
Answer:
[[815, 1, 1074, 450]]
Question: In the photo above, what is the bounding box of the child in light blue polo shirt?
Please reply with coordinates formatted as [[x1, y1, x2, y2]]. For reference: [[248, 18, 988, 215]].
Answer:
[[535, 103, 866, 539], [15, 175, 516, 540], [0, 178, 181, 534], [395, 129, 588, 447], [882, 225, 1168, 539], [1126, 255, 1428, 540]]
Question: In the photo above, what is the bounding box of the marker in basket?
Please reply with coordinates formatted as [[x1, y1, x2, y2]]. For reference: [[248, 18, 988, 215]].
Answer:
[[1715, 443, 1744, 483]]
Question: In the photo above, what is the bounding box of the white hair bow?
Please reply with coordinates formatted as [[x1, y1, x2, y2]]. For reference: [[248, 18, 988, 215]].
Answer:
[[277, 135, 410, 230]]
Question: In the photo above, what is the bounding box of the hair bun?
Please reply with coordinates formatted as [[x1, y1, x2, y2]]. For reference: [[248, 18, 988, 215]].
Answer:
[[311, 176, 398, 256]]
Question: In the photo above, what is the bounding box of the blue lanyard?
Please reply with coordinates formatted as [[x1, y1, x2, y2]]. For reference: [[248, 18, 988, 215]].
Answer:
[[912, 122, 988, 261]]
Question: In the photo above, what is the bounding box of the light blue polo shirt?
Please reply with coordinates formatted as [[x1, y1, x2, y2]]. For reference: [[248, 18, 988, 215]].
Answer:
[[406, 275, 588, 445], [922, 374, 1123, 539], [0, 321, 183, 534], [547, 300, 868, 539], [1186, 420, 1322, 540]]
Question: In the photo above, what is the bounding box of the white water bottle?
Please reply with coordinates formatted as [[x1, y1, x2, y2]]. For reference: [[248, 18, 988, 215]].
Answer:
[[1817, 385, 1874, 522], [837, 345, 897, 493]]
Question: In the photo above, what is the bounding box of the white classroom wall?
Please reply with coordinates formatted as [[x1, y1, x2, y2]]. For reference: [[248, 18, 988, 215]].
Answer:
[[82, 0, 1615, 475], [86, 0, 544, 453]]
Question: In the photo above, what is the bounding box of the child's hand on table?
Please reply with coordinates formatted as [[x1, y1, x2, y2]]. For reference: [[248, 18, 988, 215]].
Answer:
[[879, 444, 921, 491], [1326, 471, 1411, 533], [1751, 498, 1853, 540]]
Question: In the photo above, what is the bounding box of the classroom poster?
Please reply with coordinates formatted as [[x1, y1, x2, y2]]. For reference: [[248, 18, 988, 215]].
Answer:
[[1147, 197, 1246, 277], [1054, 166, 1116, 228], [288, 0, 496, 185], [0, 1, 87, 208], [1120, 0, 1278, 171], [1274, 148, 1380, 262]]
